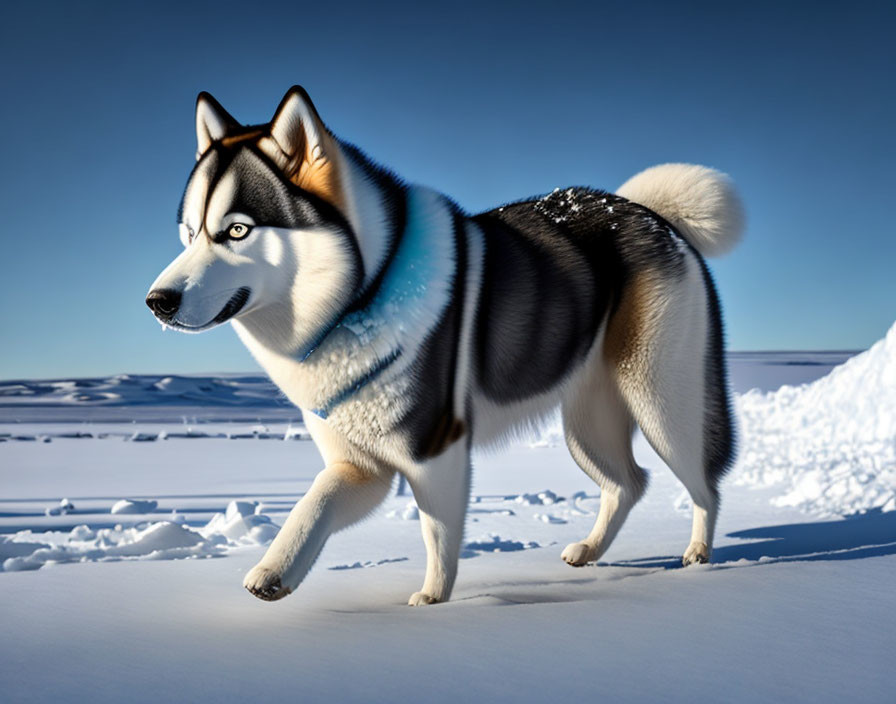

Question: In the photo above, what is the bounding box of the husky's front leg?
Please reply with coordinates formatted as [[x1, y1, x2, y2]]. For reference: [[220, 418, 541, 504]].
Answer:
[[405, 442, 471, 606], [244, 461, 393, 601]]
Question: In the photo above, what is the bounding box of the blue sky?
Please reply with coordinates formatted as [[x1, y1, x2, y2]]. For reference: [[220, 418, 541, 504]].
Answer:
[[1, 0, 893, 379]]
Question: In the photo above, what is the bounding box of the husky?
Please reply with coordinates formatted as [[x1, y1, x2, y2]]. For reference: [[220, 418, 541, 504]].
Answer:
[[147, 86, 744, 605]]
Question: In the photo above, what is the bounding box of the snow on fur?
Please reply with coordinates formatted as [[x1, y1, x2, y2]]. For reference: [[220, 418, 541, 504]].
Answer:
[[617, 163, 745, 257]]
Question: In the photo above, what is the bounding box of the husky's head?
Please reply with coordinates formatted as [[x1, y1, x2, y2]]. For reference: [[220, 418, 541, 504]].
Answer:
[[146, 87, 363, 354]]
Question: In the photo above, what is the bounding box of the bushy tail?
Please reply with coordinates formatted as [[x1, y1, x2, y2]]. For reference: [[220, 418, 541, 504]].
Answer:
[[617, 163, 745, 257]]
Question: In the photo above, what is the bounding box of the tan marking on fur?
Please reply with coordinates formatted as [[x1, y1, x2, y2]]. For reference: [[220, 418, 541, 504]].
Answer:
[[421, 416, 466, 459], [257, 131, 346, 215], [220, 129, 264, 148], [604, 271, 661, 370], [328, 461, 373, 485]]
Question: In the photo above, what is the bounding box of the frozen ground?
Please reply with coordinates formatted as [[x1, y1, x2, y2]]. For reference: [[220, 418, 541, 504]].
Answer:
[[1, 337, 894, 703]]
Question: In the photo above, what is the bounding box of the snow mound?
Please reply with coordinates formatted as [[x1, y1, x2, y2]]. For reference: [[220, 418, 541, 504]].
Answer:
[[514, 490, 562, 506], [110, 499, 158, 514], [2, 521, 220, 572], [734, 321, 896, 517], [533, 512, 568, 524], [45, 498, 75, 516], [201, 500, 279, 544], [1, 500, 281, 572]]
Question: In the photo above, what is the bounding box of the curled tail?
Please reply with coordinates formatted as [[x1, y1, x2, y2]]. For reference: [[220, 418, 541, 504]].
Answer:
[[617, 163, 745, 257]]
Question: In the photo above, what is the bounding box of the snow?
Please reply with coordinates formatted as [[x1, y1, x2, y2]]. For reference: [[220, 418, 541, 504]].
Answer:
[[0, 373, 299, 423], [386, 500, 420, 520], [202, 500, 280, 544], [1, 335, 894, 702], [514, 489, 562, 505], [2, 520, 218, 572], [733, 321, 896, 517], [1, 497, 283, 573], [110, 498, 158, 514], [44, 497, 75, 516]]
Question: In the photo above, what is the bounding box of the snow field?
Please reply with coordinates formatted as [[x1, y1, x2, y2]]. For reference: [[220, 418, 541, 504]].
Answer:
[[1, 328, 894, 702]]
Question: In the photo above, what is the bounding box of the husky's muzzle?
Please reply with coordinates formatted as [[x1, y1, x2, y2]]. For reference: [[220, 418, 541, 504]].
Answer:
[[145, 286, 251, 329]]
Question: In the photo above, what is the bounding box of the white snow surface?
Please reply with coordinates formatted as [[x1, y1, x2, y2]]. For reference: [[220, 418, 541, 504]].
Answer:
[[1, 338, 894, 702]]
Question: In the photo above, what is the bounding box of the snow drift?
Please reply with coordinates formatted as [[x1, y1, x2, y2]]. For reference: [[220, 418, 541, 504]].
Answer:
[[733, 321, 896, 517]]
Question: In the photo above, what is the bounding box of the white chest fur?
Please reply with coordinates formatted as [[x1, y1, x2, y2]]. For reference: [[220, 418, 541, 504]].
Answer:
[[233, 186, 459, 450]]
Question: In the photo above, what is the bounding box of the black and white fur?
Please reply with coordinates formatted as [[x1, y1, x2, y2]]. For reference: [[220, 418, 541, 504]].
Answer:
[[147, 87, 744, 605]]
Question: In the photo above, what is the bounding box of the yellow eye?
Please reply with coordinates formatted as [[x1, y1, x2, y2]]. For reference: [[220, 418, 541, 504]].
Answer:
[[228, 223, 251, 239]]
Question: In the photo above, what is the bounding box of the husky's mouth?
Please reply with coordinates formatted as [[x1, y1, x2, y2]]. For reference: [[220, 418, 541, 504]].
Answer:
[[168, 287, 251, 332], [211, 286, 251, 324]]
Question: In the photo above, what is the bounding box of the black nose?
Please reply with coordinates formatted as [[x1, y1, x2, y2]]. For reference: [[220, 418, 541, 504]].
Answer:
[[145, 289, 182, 320]]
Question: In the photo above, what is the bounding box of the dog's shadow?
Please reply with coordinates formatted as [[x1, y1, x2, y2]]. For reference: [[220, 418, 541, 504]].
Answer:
[[616, 508, 896, 569]]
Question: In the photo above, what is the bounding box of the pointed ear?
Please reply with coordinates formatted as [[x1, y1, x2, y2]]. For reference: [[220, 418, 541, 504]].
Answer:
[[259, 86, 344, 210], [195, 92, 239, 159], [268, 85, 327, 161]]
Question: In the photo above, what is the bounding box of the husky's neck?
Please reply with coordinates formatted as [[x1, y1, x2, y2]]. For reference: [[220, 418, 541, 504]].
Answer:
[[289, 144, 406, 362], [233, 168, 458, 416], [336, 143, 407, 302]]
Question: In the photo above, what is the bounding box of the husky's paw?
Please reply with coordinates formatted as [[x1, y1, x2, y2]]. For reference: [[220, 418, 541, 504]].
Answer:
[[408, 591, 440, 606], [561, 541, 596, 567], [243, 564, 292, 601], [682, 541, 711, 566]]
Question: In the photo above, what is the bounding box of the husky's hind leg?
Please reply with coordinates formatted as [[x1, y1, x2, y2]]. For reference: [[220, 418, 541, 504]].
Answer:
[[404, 440, 470, 605], [608, 262, 734, 565], [560, 358, 647, 566], [243, 461, 393, 600]]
